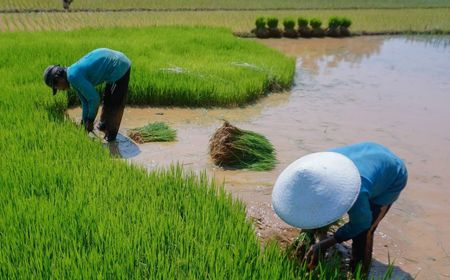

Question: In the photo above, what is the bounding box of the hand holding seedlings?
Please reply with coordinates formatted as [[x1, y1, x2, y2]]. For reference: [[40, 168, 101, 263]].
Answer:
[[305, 236, 337, 270]]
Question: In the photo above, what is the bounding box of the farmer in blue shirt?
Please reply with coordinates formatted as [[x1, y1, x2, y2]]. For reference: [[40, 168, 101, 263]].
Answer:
[[272, 142, 408, 275], [43, 48, 131, 142]]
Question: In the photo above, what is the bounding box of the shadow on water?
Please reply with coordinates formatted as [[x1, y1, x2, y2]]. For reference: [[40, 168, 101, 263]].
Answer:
[[106, 133, 140, 159], [370, 259, 415, 280]]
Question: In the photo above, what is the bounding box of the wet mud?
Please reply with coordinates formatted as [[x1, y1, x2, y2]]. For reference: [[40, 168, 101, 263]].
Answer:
[[68, 36, 450, 279]]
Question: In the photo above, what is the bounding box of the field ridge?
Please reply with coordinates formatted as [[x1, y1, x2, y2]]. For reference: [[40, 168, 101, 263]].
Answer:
[[2, 6, 450, 13]]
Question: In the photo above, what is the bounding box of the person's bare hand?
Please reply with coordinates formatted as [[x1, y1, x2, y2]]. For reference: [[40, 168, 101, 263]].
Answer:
[[305, 244, 320, 270]]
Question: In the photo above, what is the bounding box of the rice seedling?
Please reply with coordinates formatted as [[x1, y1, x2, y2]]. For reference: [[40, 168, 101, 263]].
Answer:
[[283, 17, 298, 38], [267, 17, 278, 29], [340, 17, 352, 36], [267, 17, 282, 38], [209, 121, 276, 171], [310, 17, 325, 37], [128, 122, 176, 143], [254, 16, 270, 38], [327, 16, 343, 37]]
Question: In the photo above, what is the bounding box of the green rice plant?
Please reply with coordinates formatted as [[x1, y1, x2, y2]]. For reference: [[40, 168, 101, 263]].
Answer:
[[340, 17, 352, 36], [328, 16, 343, 29], [310, 18, 323, 29], [255, 17, 266, 28], [283, 17, 296, 30], [2, 27, 294, 107], [341, 17, 352, 28], [266, 17, 282, 38], [310, 17, 325, 37], [298, 17, 309, 28], [327, 16, 343, 37], [209, 121, 276, 171], [282, 17, 298, 38], [128, 122, 176, 143], [267, 17, 279, 28]]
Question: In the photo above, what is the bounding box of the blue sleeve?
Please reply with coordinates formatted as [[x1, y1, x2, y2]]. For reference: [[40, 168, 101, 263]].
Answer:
[[77, 90, 89, 123], [334, 192, 372, 242], [72, 77, 100, 121]]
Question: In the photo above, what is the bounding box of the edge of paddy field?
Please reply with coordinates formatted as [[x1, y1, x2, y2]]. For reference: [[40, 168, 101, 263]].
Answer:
[[1, 6, 450, 13], [1, 8, 450, 34]]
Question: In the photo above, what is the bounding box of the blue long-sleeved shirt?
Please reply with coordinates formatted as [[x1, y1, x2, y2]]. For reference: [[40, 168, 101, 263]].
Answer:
[[330, 142, 408, 242], [67, 48, 131, 121]]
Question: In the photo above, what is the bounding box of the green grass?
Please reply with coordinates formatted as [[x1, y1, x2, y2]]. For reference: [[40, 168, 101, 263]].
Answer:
[[128, 122, 177, 143], [1, 0, 450, 10], [1, 9, 449, 33], [0, 27, 294, 107]]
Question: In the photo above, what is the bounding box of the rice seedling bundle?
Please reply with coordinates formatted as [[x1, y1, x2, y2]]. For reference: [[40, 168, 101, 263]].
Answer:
[[209, 121, 276, 171], [128, 122, 176, 143]]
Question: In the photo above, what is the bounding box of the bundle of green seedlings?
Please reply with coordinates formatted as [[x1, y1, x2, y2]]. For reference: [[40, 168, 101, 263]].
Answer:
[[128, 122, 176, 143], [327, 16, 353, 37], [254, 16, 352, 38], [209, 121, 276, 171]]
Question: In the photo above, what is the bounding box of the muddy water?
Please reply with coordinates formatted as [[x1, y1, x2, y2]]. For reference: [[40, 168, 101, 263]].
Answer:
[[68, 36, 450, 279]]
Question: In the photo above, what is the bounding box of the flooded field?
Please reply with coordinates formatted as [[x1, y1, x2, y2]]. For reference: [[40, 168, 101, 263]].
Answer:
[[68, 36, 450, 279]]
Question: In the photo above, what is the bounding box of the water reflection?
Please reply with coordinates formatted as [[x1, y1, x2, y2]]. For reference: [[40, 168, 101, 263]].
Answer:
[[106, 133, 140, 159], [400, 36, 450, 49], [260, 37, 385, 75]]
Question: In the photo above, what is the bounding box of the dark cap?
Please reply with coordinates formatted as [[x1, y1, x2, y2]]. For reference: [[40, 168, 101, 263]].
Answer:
[[43, 65, 65, 95]]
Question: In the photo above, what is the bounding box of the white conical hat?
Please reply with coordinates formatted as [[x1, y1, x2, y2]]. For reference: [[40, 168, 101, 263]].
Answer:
[[272, 152, 361, 229]]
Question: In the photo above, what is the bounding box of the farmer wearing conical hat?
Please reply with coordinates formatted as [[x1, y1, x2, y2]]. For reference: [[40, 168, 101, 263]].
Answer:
[[43, 48, 131, 142], [272, 142, 408, 275]]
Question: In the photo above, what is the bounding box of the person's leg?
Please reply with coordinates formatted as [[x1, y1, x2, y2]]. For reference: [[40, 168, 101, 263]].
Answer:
[[98, 83, 113, 132], [104, 68, 131, 142], [351, 228, 369, 273], [351, 204, 391, 276]]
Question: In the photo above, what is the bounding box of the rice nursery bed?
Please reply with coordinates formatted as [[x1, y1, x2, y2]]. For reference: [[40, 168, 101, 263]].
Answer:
[[0, 26, 362, 279], [128, 122, 176, 143], [1, 27, 294, 107], [209, 121, 276, 171]]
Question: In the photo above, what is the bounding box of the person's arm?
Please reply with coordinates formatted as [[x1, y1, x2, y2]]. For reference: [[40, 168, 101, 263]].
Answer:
[[334, 191, 372, 243], [305, 192, 372, 269], [71, 77, 100, 129], [77, 90, 89, 124], [305, 236, 337, 270]]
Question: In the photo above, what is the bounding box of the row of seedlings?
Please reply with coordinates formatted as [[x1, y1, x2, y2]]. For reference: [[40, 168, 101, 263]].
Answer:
[[253, 16, 352, 38]]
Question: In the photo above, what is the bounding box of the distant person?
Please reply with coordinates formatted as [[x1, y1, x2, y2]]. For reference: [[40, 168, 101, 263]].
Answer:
[[43, 48, 132, 142], [62, 0, 73, 10], [272, 142, 408, 275]]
